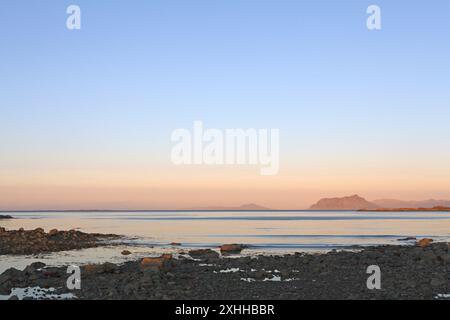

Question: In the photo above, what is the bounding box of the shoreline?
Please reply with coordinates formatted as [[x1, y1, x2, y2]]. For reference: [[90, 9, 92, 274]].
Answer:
[[0, 229, 448, 300]]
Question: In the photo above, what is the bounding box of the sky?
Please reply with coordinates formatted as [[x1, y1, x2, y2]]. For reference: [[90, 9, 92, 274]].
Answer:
[[1, 0, 450, 210]]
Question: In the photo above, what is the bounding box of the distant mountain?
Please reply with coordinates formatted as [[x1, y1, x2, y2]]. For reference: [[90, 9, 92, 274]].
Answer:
[[185, 203, 271, 211], [373, 199, 450, 209], [310, 195, 380, 210]]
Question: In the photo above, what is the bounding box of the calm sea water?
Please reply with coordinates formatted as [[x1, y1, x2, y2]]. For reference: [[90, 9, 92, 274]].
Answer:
[[1, 210, 450, 274], [2, 210, 450, 250]]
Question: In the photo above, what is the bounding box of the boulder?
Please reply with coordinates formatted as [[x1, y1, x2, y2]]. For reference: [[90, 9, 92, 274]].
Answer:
[[220, 244, 245, 255], [188, 249, 220, 260], [140, 254, 173, 271], [102, 262, 117, 273], [121, 250, 132, 256], [24, 262, 46, 274], [0, 268, 23, 284], [49, 229, 58, 236], [83, 264, 104, 274], [417, 238, 433, 248], [398, 237, 417, 241], [83, 262, 117, 274], [0, 267, 23, 295]]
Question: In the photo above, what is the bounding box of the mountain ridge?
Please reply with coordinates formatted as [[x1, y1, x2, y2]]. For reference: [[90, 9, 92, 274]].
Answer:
[[310, 195, 380, 210]]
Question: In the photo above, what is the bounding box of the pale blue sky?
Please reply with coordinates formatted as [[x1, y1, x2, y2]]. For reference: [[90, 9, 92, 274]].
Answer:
[[1, 1, 450, 209]]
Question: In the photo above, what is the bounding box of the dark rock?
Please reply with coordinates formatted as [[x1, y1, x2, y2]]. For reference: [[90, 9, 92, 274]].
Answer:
[[83, 262, 118, 274], [253, 270, 269, 280], [0, 268, 23, 284], [103, 262, 118, 273], [430, 278, 446, 287], [398, 237, 417, 241], [188, 249, 220, 260], [24, 262, 46, 274], [0, 268, 23, 295]]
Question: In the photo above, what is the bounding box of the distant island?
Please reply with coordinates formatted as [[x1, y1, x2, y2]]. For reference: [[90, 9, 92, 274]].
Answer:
[[372, 198, 450, 209], [309, 195, 450, 211], [309, 195, 380, 210], [359, 206, 450, 212]]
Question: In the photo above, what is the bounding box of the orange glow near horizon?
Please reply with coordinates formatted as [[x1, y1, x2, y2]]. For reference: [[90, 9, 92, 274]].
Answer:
[[2, 159, 450, 210]]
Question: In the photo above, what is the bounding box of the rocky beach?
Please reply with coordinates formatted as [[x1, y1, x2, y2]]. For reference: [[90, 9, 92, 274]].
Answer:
[[0, 228, 449, 300], [0, 227, 121, 255]]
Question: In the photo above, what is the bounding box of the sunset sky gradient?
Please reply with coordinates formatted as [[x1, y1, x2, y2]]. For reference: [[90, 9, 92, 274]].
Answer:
[[1, 0, 450, 210]]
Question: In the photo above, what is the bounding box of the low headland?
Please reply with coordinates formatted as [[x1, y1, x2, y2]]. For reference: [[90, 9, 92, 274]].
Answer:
[[0, 227, 121, 255], [359, 206, 450, 212]]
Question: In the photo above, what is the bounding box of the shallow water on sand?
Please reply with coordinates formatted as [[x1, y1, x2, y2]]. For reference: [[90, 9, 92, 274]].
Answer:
[[1, 210, 449, 272]]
